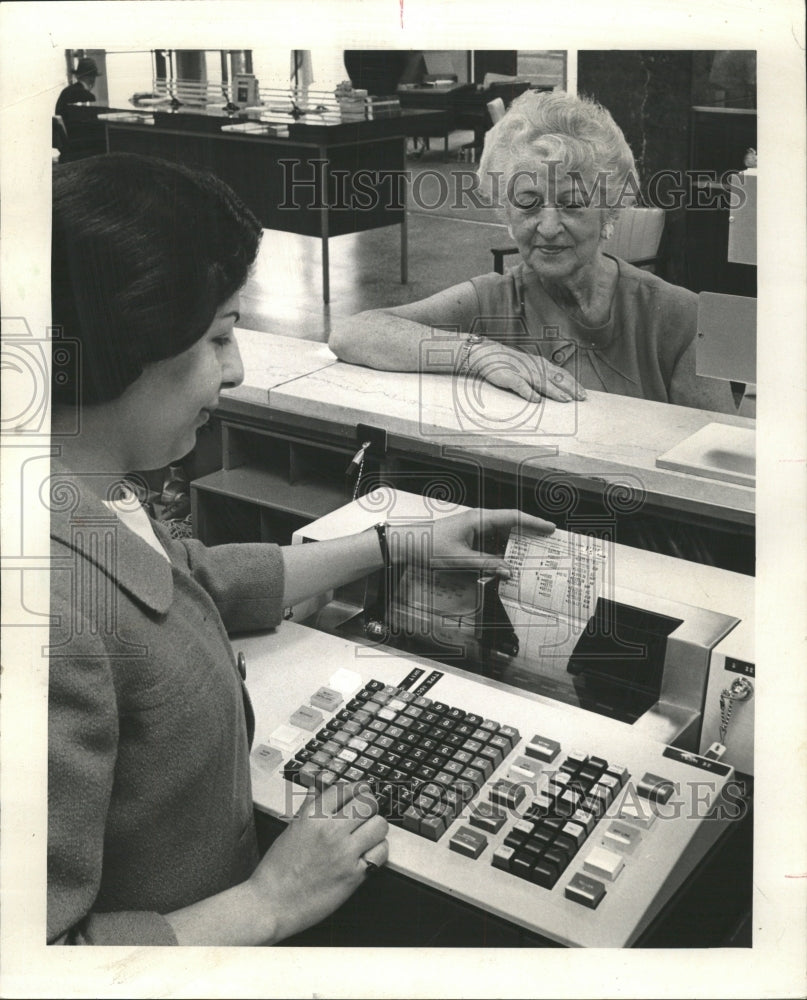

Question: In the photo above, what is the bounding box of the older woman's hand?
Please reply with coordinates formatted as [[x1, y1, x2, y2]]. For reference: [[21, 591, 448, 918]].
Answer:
[[389, 507, 555, 578], [469, 338, 587, 404]]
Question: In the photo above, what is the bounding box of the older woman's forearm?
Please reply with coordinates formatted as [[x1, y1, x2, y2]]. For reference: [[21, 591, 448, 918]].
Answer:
[[329, 310, 452, 371]]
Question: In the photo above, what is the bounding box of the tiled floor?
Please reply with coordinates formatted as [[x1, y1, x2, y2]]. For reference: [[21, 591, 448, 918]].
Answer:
[[239, 131, 510, 342]]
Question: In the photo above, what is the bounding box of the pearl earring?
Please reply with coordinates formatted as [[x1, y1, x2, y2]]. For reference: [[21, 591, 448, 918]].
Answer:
[[600, 221, 615, 241]]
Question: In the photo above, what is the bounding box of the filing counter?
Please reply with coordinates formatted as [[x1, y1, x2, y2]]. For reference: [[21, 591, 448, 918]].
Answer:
[[190, 330, 755, 575]]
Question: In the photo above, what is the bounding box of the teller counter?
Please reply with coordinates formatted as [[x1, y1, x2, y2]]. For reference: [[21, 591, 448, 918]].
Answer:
[[190, 329, 755, 574]]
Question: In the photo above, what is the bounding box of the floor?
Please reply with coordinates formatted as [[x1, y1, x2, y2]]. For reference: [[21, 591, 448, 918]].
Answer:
[[239, 130, 510, 342]]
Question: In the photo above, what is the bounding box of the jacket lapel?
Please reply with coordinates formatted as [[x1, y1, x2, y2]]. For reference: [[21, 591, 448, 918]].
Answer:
[[49, 463, 174, 615]]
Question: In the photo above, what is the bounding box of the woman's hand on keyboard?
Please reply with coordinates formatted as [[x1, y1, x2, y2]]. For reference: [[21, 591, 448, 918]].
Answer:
[[389, 507, 555, 579], [249, 781, 389, 943]]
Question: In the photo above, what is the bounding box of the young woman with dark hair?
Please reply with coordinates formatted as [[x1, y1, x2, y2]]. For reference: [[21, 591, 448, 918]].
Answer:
[[48, 153, 554, 945]]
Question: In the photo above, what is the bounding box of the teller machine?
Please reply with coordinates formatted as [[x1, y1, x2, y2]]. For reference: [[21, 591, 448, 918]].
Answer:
[[242, 491, 754, 947]]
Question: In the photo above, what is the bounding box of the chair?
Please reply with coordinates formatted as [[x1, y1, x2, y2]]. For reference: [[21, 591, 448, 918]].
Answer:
[[458, 86, 524, 162], [491, 206, 666, 274], [52, 115, 68, 162], [486, 97, 505, 124]]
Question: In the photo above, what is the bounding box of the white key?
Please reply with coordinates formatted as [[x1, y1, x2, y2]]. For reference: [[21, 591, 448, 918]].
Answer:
[[269, 724, 303, 752], [583, 846, 625, 882]]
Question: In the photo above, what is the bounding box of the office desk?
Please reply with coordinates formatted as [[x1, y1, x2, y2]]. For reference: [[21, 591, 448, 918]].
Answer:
[[190, 330, 754, 572], [397, 82, 533, 150], [103, 108, 448, 303]]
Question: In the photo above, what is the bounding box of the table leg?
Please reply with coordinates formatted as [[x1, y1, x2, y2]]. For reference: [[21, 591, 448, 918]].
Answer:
[[401, 145, 409, 285], [320, 206, 330, 305]]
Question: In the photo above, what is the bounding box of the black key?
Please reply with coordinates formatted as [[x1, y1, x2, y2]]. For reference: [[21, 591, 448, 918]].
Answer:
[[444, 732, 465, 748], [489, 734, 512, 756], [409, 720, 431, 735], [426, 753, 447, 770], [479, 744, 504, 769], [498, 725, 520, 749], [519, 838, 544, 860], [453, 722, 475, 738], [420, 738, 438, 753], [549, 840, 575, 868], [465, 713, 483, 727], [531, 821, 556, 845], [577, 767, 600, 786], [587, 755, 609, 773], [469, 801, 507, 834], [553, 831, 580, 856], [283, 759, 303, 783], [530, 859, 559, 889], [511, 849, 536, 881], [436, 717, 457, 733], [449, 826, 488, 860], [542, 845, 569, 872], [524, 735, 561, 763], [637, 771, 676, 805], [460, 766, 485, 791], [489, 778, 526, 810], [447, 707, 466, 722], [565, 872, 606, 909], [504, 829, 528, 850], [430, 701, 450, 716], [366, 679, 385, 692]]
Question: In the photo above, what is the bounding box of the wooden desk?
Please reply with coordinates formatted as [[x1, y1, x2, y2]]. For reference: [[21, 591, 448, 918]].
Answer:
[[397, 82, 533, 150], [190, 330, 755, 572], [103, 108, 448, 303]]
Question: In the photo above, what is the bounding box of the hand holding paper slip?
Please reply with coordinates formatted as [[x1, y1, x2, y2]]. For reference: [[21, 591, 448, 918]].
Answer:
[[499, 527, 611, 626]]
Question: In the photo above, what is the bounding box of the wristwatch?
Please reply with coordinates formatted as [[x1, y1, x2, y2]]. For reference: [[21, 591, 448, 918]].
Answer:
[[458, 333, 486, 376]]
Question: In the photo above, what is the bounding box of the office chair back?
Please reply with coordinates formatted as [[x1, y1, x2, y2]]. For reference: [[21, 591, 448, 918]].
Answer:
[[491, 206, 666, 274], [486, 97, 506, 124]]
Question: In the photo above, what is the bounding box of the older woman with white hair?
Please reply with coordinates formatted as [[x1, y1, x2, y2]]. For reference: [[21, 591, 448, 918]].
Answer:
[[329, 90, 736, 414]]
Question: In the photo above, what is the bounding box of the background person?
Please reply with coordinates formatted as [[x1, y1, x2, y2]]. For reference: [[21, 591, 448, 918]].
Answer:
[[49, 153, 555, 945], [329, 90, 737, 415], [55, 55, 101, 119]]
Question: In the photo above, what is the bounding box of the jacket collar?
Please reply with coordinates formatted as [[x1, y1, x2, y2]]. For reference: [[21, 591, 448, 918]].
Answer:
[[49, 459, 174, 614]]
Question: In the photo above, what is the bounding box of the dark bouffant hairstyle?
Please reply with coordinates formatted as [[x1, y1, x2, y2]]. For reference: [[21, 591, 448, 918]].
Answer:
[[51, 153, 262, 405]]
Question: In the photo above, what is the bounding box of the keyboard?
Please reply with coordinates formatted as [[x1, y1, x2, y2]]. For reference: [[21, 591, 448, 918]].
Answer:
[[242, 623, 738, 948]]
